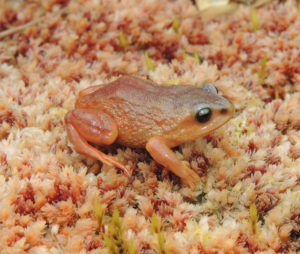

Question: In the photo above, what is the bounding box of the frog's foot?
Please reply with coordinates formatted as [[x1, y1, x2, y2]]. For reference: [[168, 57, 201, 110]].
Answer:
[[65, 109, 130, 176], [146, 136, 201, 189], [180, 165, 201, 189]]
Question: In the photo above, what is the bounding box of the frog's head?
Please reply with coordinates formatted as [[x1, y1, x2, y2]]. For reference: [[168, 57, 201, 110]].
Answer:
[[191, 83, 234, 135], [165, 83, 234, 147]]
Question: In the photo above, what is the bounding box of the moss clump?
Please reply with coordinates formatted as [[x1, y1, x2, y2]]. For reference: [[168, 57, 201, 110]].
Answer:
[[249, 203, 260, 236], [103, 209, 137, 254], [172, 17, 180, 34], [119, 30, 129, 49], [144, 52, 155, 71], [93, 199, 105, 232], [93, 203, 136, 254], [258, 54, 267, 82], [150, 213, 168, 254], [250, 8, 260, 31]]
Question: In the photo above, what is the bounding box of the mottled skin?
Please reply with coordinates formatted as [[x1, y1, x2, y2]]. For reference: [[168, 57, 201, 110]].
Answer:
[[65, 76, 234, 188]]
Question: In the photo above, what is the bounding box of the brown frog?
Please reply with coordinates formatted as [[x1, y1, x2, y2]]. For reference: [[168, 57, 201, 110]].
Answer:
[[65, 76, 234, 188]]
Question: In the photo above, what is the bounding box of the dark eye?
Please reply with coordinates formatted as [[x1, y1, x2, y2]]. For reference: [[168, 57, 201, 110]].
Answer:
[[195, 108, 212, 123]]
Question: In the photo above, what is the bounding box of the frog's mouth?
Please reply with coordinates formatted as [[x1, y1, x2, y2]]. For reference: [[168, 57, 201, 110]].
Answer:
[[197, 102, 234, 137]]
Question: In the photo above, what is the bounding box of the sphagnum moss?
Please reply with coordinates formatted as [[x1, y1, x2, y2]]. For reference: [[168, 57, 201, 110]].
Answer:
[[102, 209, 137, 254]]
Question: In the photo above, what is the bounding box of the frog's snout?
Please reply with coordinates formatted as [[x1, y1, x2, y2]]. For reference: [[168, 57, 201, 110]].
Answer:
[[220, 108, 228, 114], [219, 101, 234, 116]]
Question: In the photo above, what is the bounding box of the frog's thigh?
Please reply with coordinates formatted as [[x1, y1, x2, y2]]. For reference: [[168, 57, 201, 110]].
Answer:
[[146, 136, 200, 189], [65, 109, 129, 175]]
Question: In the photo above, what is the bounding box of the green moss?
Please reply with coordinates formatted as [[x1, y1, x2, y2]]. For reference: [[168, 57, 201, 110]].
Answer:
[[112, 209, 121, 226], [150, 213, 168, 254], [157, 232, 167, 254], [150, 212, 162, 234], [185, 192, 206, 204], [196, 192, 206, 203], [93, 199, 105, 231], [101, 209, 137, 254], [182, 51, 187, 61], [258, 54, 267, 82], [194, 52, 202, 64], [94, 201, 136, 253], [172, 17, 180, 34], [184, 51, 203, 64], [249, 203, 260, 236], [166, 78, 180, 85], [127, 240, 137, 254], [274, 87, 280, 99], [144, 52, 155, 71], [103, 234, 117, 254], [250, 8, 260, 31], [119, 30, 128, 49]]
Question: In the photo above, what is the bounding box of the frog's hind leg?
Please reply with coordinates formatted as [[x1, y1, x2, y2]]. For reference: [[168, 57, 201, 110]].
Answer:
[[65, 108, 130, 176]]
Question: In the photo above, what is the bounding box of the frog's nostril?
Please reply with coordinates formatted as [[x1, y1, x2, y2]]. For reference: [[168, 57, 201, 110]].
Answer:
[[220, 108, 228, 114]]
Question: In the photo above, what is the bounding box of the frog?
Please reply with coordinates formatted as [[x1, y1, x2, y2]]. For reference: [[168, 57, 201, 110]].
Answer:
[[65, 76, 234, 189]]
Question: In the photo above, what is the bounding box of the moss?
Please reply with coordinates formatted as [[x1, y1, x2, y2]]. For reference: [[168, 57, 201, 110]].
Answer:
[[150, 212, 162, 234], [249, 203, 260, 236], [150, 213, 168, 254], [119, 30, 129, 49], [49, 107, 68, 118], [126, 240, 137, 254], [93, 199, 105, 232], [144, 52, 155, 71], [250, 8, 260, 31], [192, 225, 212, 244], [258, 54, 268, 82], [104, 209, 137, 254], [194, 52, 202, 64], [0, 8, 68, 39], [230, 118, 254, 146], [274, 87, 280, 99], [185, 192, 207, 204], [182, 51, 187, 61], [166, 78, 180, 85], [184, 51, 203, 64], [92, 207, 137, 254], [172, 17, 180, 34]]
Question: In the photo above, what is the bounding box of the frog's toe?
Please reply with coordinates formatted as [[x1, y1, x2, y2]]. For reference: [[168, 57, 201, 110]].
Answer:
[[182, 168, 201, 189], [107, 155, 130, 176]]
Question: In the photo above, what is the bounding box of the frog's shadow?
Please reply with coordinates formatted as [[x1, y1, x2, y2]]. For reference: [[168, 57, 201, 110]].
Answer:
[[92, 143, 181, 184]]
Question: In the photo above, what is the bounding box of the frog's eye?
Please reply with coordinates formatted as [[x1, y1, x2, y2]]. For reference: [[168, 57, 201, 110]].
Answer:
[[195, 108, 212, 123]]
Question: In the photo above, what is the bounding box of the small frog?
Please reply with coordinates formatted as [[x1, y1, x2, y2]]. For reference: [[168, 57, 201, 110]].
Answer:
[[65, 76, 234, 188]]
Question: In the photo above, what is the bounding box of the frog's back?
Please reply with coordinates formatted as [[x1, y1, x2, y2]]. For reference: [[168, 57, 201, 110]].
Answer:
[[82, 76, 190, 104], [76, 76, 193, 147]]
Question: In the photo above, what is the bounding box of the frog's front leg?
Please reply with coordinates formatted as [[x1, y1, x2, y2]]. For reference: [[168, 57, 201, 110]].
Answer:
[[65, 108, 129, 175], [146, 136, 201, 189]]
